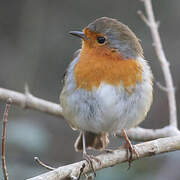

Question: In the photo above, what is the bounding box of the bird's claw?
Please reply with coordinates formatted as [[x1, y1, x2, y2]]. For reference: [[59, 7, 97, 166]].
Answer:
[[83, 153, 101, 176], [121, 130, 139, 169], [123, 141, 139, 169]]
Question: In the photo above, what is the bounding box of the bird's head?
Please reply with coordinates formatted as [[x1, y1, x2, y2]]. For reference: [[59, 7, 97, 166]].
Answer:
[[70, 17, 143, 60]]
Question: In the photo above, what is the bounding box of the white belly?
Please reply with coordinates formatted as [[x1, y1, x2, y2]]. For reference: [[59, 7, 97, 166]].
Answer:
[[60, 57, 153, 133], [61, 81, 152, 133]]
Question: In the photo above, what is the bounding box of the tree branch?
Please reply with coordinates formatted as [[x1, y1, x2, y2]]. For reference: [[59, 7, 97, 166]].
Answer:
[[0, 87, 62, 117], [140, 0, 177, 128], [27, 136, 180, 180], [124, 126, 180, 141]]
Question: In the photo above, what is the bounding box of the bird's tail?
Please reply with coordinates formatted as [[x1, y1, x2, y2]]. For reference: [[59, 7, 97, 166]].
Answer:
[[74, 131, 109, 151]]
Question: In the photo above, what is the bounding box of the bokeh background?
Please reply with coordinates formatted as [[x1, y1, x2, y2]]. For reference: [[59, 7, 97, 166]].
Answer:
[[0, 0, 180, 179]]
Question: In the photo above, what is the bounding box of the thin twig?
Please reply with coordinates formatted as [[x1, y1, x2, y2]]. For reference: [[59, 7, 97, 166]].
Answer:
[[137, 10, 150, 26], [1, 98, 12, 180], [34, 157, 55, 171], [140, 0, 178, 128], [155, 81, 168, 92]]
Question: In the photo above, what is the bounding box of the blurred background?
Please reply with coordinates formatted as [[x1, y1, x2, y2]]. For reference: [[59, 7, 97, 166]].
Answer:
[[0, 0, 180, 179]]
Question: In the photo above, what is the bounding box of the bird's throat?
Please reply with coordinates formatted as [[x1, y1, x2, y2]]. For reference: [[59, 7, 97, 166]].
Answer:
[[74, 47, 142, 91]]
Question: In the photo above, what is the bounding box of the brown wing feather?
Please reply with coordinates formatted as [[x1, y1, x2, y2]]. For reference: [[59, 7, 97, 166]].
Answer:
[[74, 131, 109, 151]]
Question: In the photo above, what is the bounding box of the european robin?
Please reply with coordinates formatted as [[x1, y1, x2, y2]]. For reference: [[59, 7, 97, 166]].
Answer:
[[60, 17, 153, 171]]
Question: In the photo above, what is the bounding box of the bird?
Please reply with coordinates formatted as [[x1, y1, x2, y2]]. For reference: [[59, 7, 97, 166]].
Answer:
[[60, 17, 153, 172]]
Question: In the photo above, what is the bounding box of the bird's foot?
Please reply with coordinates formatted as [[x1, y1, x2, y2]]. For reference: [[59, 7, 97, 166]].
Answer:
[[83, 153, 101, 176], [123, 140, 139, 169], [121, 130, 139, 169]]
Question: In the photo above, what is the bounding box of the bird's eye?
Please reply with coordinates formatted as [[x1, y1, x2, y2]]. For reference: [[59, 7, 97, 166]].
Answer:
[[97, 36, 106, 44]]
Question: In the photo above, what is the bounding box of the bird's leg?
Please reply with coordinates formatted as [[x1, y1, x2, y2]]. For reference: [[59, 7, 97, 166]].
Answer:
[[82, 131, 101, 176], [121, 130, 139, 169], [82, 131, 96, 176]]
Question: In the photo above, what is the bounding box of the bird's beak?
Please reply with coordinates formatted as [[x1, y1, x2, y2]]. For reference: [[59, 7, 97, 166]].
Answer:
[[69, 31, 87, 40]]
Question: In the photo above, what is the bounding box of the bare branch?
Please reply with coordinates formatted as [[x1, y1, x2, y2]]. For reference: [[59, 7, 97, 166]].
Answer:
[[140, 0, 177, 128], [34, 157, 55, 171], [27, 136, 180, 180], [0, 87, 62, 117], [122, 126, 180, 141], [1, 98, 12, 180], [155, 81, 168, 92]]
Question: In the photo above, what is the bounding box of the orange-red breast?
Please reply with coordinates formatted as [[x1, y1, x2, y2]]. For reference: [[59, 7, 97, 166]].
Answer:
[[60, 17, 153, 169]]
